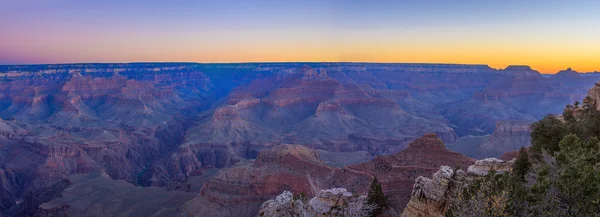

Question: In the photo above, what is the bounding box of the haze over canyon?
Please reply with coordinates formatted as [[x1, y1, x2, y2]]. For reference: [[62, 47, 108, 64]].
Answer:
[[0, 62, 598, 216]]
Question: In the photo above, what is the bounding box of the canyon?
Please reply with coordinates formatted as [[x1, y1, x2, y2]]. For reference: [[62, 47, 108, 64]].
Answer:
[[0, 63, 597, 216]]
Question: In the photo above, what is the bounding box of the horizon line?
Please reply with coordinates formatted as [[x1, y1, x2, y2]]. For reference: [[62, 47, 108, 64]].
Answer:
[[1, 61, 597, 74]]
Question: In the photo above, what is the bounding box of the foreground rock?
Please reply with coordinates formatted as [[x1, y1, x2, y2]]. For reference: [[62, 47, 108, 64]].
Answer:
[[401, 166, 466, 217], [259, 191, 303, 217], [259, 188, 371, 217], [401, 158, 514, 217]]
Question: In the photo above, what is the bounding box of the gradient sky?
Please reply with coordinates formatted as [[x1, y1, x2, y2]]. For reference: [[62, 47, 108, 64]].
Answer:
[[1, 0, 599, 73]]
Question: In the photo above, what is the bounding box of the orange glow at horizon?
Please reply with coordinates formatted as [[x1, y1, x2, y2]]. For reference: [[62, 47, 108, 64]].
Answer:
[[2, 1, 600, 74], [5, 40, 599, 74], [3, 26, 598, 74]]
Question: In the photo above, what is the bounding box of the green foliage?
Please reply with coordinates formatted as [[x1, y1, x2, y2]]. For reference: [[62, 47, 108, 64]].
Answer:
[[506, 147, 531, 216], [450, 99, 600, 217], [366, 177, 388, 217], [447, 171, 512, 217], [532, 98, 600, 158], [527, 100, 600, 216], [512, 147, 530, 182], [554, 134, 600, 216], [530, 114, 567, 158]]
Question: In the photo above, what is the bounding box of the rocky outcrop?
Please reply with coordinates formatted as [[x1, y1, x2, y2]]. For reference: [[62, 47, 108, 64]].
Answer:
[[259, 191, 304, 217], [259, 188, 368, 217], [144, 143, 242, 186], [401, 158, 514, 217], [401, 166, 466, 217], [587, 81, 600, 110], [466, 158, 514, 176]]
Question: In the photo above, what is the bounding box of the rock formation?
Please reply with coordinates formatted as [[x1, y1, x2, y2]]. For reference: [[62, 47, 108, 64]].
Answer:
[[466, 158, 515, 176], [401, 166, 466, 217], [259, 188, 371, 217], [587, 81, 600, 110], [259, 191, 305, 217], [401, 158, 514, 217], [449, 120, 532, 159]]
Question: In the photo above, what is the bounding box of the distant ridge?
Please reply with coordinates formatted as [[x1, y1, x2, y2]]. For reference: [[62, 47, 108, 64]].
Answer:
[[2, 62, 596, 74]]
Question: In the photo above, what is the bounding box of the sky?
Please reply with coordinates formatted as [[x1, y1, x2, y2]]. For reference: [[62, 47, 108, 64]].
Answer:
[[1, 0, 599, 73]]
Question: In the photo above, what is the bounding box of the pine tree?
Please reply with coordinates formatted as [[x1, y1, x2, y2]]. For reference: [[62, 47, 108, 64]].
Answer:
[[451, 100, 600, 217], [530, 115, 567, 158], [507, 147, 531, 216], [366, 176, 388, 216], [512, 147, 530, 181]]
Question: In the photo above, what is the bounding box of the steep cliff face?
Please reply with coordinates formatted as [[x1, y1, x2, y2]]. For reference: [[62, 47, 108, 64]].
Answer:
[[143, 143, 242, 186], [478, 121, 531, 157], [449, 120, 532, 159]]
